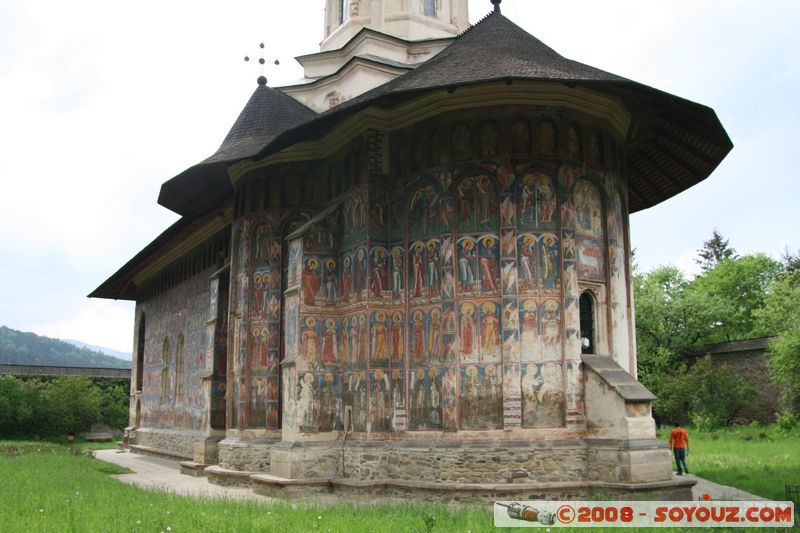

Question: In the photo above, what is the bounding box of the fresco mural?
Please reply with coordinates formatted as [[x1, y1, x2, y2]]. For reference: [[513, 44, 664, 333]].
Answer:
[[522, 362, 565, 427], [182, 118, 626, 438]]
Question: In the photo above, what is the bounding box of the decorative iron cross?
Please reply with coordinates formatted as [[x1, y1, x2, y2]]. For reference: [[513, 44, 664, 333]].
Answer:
[[244, 42, 280, 85]]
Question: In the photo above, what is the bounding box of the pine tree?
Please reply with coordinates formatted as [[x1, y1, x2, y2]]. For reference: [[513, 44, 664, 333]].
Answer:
[[695, 229, 737, 271]]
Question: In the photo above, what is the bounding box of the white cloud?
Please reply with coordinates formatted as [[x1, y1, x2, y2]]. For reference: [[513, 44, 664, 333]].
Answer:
[[35, 300, 135, 354]]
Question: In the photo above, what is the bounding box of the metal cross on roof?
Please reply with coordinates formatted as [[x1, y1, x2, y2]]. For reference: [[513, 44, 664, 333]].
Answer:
[[244, 42, 280, 86]]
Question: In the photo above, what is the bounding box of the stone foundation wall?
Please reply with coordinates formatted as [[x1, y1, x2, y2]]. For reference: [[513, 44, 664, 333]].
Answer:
[[343, 441, 587, 484], [585, 439, 672, 483], [131, 427, 199, 459], [218, 439, 274, 471]]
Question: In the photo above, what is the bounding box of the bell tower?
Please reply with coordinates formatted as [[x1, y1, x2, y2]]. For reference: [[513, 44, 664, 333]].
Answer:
[[321, 0, 469, 52]]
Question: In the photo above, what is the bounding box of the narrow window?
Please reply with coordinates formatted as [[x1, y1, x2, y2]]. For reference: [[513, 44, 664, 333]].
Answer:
[[424, 0, 437, 16], [579, 291, 595, 354], [135, 314, 145, 391], [175, 333, 185, 402], [339, 0, 348, 24], [161, 338, 170, 404]]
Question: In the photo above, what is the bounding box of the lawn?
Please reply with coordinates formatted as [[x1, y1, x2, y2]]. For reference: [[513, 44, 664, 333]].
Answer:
[[657, 424, 800, 501], [0, 441, 491, 532]]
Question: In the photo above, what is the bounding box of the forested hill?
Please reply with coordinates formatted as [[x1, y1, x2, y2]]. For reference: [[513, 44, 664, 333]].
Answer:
[[0, 326, 131, 368]]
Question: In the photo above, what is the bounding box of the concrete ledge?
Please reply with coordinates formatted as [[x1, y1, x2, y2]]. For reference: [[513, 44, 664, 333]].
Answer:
[[129, 444, 191, 461], [180, 461, 210, 477], [205, 465, 257, 487], [247, 472, 696, 503]]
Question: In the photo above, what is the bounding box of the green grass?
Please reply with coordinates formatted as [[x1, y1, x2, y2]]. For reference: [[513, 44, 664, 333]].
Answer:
[[658, 424, 800, 501], [0, 442, 491, 532]]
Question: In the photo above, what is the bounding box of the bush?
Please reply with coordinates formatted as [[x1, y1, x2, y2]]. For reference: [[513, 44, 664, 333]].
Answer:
[[655, 356, 752, 428], [0, 375, 128, 438], [777, 410, 797, 432]]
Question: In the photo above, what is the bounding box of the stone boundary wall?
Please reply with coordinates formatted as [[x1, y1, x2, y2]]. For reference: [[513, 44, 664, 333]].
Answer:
[[691, 337, 781, 423], [0, 364, 130, 380]]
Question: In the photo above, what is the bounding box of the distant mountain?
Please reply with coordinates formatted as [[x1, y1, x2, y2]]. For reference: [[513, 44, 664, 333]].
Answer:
[[0, 326, 131, 369], [62, 339, 130, 361]]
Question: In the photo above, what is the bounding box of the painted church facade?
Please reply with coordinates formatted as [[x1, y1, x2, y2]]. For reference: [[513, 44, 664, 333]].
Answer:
[[93, 0, 731, 500]]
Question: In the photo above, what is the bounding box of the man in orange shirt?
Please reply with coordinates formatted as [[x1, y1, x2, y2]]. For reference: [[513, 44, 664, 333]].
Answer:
[[669, 423, 689, 475]]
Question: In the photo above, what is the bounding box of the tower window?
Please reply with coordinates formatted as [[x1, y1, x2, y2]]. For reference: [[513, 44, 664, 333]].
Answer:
[[424, 0, 437, 16], [339, 0, 349, 24], [579, 291, 595, 354]]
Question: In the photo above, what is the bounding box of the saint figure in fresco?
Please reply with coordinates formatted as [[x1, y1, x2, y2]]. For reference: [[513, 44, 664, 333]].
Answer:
[[321, 319, 337, 364], [458, 240, 476, 292], [323, 259, 337, 305], [519, 235, 536, 291], [521, 301, 537, 353], [457, 179, 473, 225], [542, 301, 561, 359], [412, 311, 425, 363], [428, 368, 442, 427], [341, 256, 351, 303], [541, 236, 556, 285], [349, 316, 359, 365], [463, 365, 480, 426], [503, 300, 518, 330], [302, 259, 321, 306], [538, 120, 556, 157], [390, 248, 403, 298], [391, 312, 404, 362], [301, 317, 318, 360], [319, 373, 338, 429], [481, 303, 500, 361], [520, 174, 536, 224], [371, 249, 388, 298], [479, 238, 497, 292], [412, 243, 425, 298], [355, 248, 368, 295], [357, 314, 369, 365], [412, 369, 427, 427], [476, 176, 492, 224], [372, 312, 388, 361], [339, 322, 350, 364], [537, 175, 556, 223], [391, 369, 403, 409], [373, 369, 390, 431], [426, 241, 440, 297], [460, 304, 476, 358], [428, 308, 442, 359]]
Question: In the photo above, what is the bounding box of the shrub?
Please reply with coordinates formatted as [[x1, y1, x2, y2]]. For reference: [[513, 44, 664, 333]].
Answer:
[[777, 410, 797, 432], [0, 376, 127, 438], [655, 356, 752, 428]]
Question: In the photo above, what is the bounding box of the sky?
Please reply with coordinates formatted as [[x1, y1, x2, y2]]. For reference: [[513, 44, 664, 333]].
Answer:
[[0, 0, 798, 353]]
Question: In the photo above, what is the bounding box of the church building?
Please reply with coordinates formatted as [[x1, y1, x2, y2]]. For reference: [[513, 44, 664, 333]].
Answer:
[[91, 0, 731, 501]]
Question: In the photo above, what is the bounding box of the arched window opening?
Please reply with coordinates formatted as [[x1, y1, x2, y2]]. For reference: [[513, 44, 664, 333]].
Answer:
[[579, 291, 595, 354], [136, 315, 145, 391], [424, 0, 437, 17], [175, 333, 185, 402], [161, 338, 170, 404]]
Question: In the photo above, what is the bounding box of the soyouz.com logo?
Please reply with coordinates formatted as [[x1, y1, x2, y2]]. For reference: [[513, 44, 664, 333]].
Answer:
[[493, 501, 795, 528]]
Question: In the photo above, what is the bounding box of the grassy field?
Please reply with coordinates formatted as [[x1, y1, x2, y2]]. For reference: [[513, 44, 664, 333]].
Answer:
[[657, 424, 800, 501], [0, 441, 491, 532], [1, 427, 797, 532]]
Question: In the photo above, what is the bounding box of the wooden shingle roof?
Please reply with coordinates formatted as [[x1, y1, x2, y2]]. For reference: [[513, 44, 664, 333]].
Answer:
[[158, 79, 316, 216]]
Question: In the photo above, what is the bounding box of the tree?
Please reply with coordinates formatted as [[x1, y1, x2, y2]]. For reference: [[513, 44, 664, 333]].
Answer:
[[781, 248, 800, 276], [757, 270, 800, 415], [695, 229, 737, 271], [689, 253, 782, 343]]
